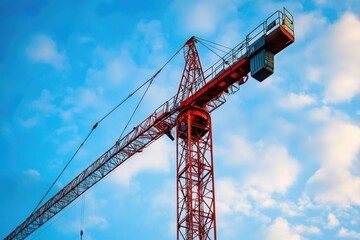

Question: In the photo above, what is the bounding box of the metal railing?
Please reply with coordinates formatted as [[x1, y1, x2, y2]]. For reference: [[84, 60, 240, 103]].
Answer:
[[246, 7, 294, 51], [198, 8, 294, 92]]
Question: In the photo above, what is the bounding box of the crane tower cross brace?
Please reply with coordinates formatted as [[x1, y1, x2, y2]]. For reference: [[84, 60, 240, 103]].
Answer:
[[5, 8, 294, 240]]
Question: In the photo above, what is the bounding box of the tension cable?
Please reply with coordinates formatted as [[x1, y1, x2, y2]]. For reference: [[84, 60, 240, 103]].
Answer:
[[196, 37, 232, 65], [31, 44, 183, 215]]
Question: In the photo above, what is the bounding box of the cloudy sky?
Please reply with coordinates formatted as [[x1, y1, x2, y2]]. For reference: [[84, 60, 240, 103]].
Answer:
[[1, 0, 360, 239]]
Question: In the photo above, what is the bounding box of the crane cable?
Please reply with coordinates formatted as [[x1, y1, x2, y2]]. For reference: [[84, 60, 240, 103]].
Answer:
[[80, 195, 85, 240], [196, 36, 232, 51], [117, 43, 185, 141], [30, 44, 183, 215], [117, 74, 154, 142], [196, 37, 231, 65], [196, 37, 249, 95]]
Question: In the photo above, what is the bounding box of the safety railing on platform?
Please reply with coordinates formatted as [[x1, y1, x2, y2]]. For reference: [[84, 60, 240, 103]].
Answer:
[[246, 7, 294, 52], [200, 8, 294, 91], [170, 8, 294, 112]]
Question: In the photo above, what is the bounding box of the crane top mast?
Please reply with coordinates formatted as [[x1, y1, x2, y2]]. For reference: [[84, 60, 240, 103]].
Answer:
[[175, 36, 206, 106], [5, 8, 294, 240]]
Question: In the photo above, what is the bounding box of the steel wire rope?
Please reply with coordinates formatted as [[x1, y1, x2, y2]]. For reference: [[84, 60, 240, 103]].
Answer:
[[196, 37, 232, 50], [196, 38, 231, 65], [196, 37, 249, 97], [28, 190, 90, 240], [30, 44, 183, 216], [116, 45, 184, 141], [80, 195, 85, 240], [117, 76, 153, 141]]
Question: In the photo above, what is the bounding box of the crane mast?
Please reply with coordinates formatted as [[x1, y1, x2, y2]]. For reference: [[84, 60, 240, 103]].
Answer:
[[176, 38, 216, 240], [5, 8, 294, 240]]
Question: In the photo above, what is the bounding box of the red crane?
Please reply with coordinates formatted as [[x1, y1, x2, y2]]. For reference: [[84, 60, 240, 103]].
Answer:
[[5, 8, 294, 240]]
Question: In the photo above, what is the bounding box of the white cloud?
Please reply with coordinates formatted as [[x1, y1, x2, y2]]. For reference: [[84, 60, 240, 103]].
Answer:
[[277, 201, 301, 217], [306, 66, 322, 83], [327, 213, 340, 229], [215, 20, 243, 49], [339, 227, 360, 239], [55, 125, 78, 135], [294, 224, 321, 235], [150, 180, 176, 237], [265, 217, 320, 240], [86, 20, 166, 88], [308, 106, 332, 122], [216, 179, 253, 216], [77, 88, 103, 108], [78, 36, 95, 44], [216, 179, 312, 222], [86, 215, 109, 229], [245, 145, 299, 194], [306, 12, 360, 103], [24, 169, 41, 178], [315, 0, 327, 4], [306, 120, 360, 207], [27, 34, 66, 69], [218, 135, 256, 165], [317, 121, 360, 168], [59, 86, 107, 121], [19, 89, 57, 128], [87, 56, 134, 86], [30, 89, 56, 114], [19, 117, 38, 128], [152, 180, 175, 210], [111, 138, 173, 186], [170, 0, 236, 35], [104, 58, 128, 84], [295, 11, 326, 40], [66, 214, 109, 232], [266, 218, 302, 240], [187, 2, 220, 34], [62, 193, 109, 235], [24, 87, 106, 125], [136, 20, 166, 54], [307, 168, 360, 207], [86, 46, 138, 88], [308, 105, 350, 123], [278, 92, 316, 110], [219, 135, 300, 194]]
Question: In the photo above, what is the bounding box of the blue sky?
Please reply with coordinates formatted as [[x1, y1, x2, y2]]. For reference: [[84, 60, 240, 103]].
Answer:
[[1, 0, 360, 239]]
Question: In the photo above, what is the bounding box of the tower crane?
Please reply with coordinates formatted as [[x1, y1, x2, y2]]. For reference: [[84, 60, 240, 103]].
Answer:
[[5, 8, 294, 240]]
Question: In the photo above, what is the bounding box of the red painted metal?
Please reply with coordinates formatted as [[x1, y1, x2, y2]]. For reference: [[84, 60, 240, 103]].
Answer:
[[176, 107, 216, 240], [175, 36, 206, 106], [176, 37, 216, 240]]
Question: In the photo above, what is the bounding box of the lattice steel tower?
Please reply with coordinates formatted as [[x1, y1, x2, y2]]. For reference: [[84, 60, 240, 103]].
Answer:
[[176, 38, 217, 240]]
